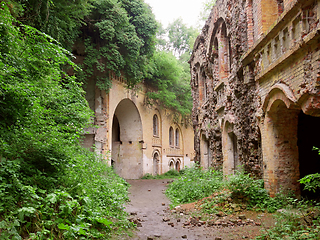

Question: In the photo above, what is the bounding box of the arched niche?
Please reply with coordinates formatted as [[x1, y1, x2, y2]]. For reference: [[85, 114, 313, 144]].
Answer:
[[200, 133, 211, 170], [153, 150, 161, 176], [207, 18, 231, 81], [222, 121, 239, 176]]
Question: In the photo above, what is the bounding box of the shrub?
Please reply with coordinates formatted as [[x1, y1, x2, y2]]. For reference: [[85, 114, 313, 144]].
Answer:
[[226, 172, 292, 212], [166, 166, 223, 205]]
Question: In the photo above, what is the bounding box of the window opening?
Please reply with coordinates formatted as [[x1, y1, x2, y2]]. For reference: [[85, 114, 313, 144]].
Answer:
[[112, 115, 120, 142], [175, 128, 180, 148], [153, 114, 159, 136], [169, 127, 174, 146]]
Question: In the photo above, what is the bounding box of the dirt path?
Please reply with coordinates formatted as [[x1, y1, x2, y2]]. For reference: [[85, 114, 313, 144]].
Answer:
[[124, 179, 275, 240]]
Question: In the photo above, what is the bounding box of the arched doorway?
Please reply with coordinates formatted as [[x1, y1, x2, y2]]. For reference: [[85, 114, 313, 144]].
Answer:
[[200, 134, 211, 170], [111, 99, 143, 179], [176, 159, 181, 172], [223, 121, 239, 175], [153, 151, 160, 176], [262, 95, 300, 196], [169, 159, 175, 170]]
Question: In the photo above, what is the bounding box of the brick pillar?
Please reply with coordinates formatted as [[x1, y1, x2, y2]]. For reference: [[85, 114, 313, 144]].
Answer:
[[253, 0, 278, 39], [246, 0, 255, 47]]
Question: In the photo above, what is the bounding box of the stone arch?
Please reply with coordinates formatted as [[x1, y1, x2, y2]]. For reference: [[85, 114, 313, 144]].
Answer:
[[193, 62, 200, 87], [111, 98, 143, 179], [262, 83, 297, 113], [219, 21, 230, 79], [208, 17, 229, 56], [152, 150, 161, 176]]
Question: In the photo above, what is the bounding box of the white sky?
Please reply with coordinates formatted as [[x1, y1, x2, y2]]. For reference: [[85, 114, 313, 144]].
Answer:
[[144, 0, 206, 29]]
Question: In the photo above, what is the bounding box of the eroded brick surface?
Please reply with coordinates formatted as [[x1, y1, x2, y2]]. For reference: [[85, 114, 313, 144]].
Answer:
[[190, 0, 320, 195]]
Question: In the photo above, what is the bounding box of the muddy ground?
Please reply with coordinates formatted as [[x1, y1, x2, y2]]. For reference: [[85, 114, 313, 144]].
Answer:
[[118, 179, 276, 240]]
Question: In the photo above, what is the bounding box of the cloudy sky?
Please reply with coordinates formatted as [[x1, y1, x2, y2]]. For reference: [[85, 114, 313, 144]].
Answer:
[[144, 0, 207, 29]]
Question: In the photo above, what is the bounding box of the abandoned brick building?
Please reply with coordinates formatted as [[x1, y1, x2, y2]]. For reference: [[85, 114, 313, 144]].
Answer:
[[190, 0, 320, 196], [79, 73, 194, 179]]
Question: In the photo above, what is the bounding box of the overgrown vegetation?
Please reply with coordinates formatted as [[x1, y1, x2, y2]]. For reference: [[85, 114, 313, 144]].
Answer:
[[165, 165, 320, 239], [9, 0, 194, 116], [0, 3, 131, 238], [166, 167, 290, 212], [144, 19, 198, 116]]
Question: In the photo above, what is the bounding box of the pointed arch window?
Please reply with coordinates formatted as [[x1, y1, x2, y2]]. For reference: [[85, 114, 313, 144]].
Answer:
[[169, 127, 174, 147], [175, 128, 180, 148], [153, 114, 159, 136]]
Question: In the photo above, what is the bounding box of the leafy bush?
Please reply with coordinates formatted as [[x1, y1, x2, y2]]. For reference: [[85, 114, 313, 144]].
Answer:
[[299, 147, 320, 194], [166, 166, 223, 205], [299, 173, 320, 193], [226, 172, 292, 213]]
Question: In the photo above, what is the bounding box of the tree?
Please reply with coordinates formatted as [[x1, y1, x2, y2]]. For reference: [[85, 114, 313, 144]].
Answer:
[[145, 18, 198, 117], [199, 0, 216, 24], [6, 0, 91, 49], [167, 18, 199, 57], [80, 0, 158, 90], [145, 51, 192, 116]]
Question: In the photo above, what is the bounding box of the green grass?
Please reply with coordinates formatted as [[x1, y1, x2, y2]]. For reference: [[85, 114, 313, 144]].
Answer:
[[141, 169, 182, 179]]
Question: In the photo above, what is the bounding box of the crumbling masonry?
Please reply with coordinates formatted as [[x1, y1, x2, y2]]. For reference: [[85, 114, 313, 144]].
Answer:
[[190, 0, 320, 196]]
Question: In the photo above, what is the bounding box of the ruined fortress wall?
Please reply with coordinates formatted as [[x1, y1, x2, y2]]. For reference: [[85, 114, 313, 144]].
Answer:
[[191, 0, 261, 175], [191, 0, 320, 195]]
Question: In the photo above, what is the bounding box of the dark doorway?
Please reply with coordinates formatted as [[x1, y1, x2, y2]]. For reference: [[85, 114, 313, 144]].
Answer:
[[298, 112, 320, 198], [112, 115, 120, 142], [153, 152, 159, 176]]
